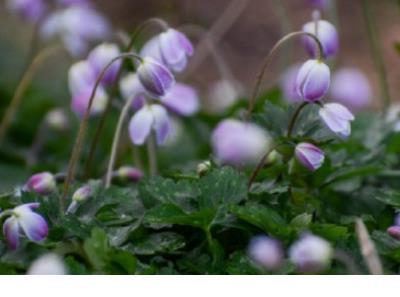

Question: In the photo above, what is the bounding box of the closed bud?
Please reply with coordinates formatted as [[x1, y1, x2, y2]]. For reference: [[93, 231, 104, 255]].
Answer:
[[248, 236, 284, 271], [25, 172, 56, 195], [295, 59, 330, 102], [302, 19, 338, 58], [28, 253, 67, 275], [117, 166, 144, 182], [295, 142, 325, 171], [319, 103, 354, 138], [289, 233, 333, 273], [197, 161, 211, 176], [72, 185, 91, 203], [387, 226, 400, 240]]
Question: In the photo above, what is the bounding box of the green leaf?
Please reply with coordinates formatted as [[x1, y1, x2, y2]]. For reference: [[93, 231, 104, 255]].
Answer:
[[311, 223, 349, 241], [290, 213, 312, 231], [83, 228, 110, 271], [125, 232, 185, 255], [375, 189, 400, 207], [108, 250, 137, 274]]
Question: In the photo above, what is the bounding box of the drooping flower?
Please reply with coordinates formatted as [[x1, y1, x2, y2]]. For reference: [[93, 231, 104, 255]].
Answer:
[[68, 60, 96, 95], [319, 103, 354, 138], [27, 253, 67, 275], [280, 64, 302, 103], [25, 172, 56, 195], [66, 185, 92, 214], [129, 104, 171, 145], [119, 73, 146, 111], [248, 236, 284, 271], [211, 119, 270, 167], [6, 0, 47, 23], [331, 68, 372, 112], [295, 59, 330, 102], [137, 57, 175, 98], [302, 19, 338, 58], [3, 203, 48, 250], [71, 86, 108, 117], [88, 43, 121, 85], [289, 233, 333, 273], [116, 166, 144, 182], [141, 28, 194, 73], [161, 83, 200, 116], [295, 142, 325, 171]]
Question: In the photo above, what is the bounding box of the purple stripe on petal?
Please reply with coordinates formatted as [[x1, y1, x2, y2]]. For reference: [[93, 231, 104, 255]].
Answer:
[[160, 29, 187, 69], [129, 106, 154, 145], [3, 217, 20, 250], [151, 105, 171, 145], [19, 211, 48, 242], [295, 142, 325, 171]]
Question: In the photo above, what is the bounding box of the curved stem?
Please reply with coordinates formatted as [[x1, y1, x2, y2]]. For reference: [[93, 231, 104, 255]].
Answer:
[[61, 53, 143, 209], [245, 31, 323, 121], [83, 18, 168, 179], [248, 142, 284, 189], [0, 45, 62, 146], [286, 102, 309, 138], [105, 96, 135, 188]]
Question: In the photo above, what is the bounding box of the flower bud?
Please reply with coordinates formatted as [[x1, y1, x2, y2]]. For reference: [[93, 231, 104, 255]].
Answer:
[[296, 59, 330, 102], [211, 119, 271, 167], [331, 68, 372, 112], [25, 172, 56, 195], [319, 103, 354, 138], [28, 253, 67, 275], [289, 233, 333, 273], [387, 226, 400, 240], [248, 236, 284, 271], [88, 43, 121, 85], [6, 0, 47, 23], [161, 83, 200, 116], [45, 108, 69, 132], [280, 64, 302, 103], [197, 161, 211, 176], [302, 19, 338, 58], [72, 185, 91, 203], [295, 142, 325, 171], [116, 166, 144, 182], [137, 57, 175, 98]]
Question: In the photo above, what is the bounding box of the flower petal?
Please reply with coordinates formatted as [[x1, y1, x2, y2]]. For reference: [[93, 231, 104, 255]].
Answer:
[[128, 107, 154, 145], [3, 217, 20, 250], [19, 211, 48, 242], [161, 83, 199, 116], [151, 105, 171, 145]]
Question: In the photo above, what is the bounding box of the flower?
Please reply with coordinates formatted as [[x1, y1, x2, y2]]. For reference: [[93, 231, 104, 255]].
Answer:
[[211, 119, 270, 167], [140, 28, 194, 73], [137, 57, 175, 98], [309, 0, 331, 10], [319, 103, 354, 138], [387, 226, 400, 240], [3, 203, 48, 250], [116, 166, 144, 182], [66, 185, 92, 214], [331, 68, 372, 112], [289, 233, 333, 273], [71, 86, 108, 117], [119, 73, 146, 110], [45, 108, 69, 132], [27, 253, 67, 275], [161, 83, 200, 116], [6, 0, 47, 23], [295, 59, 330, 101], [205, 79, 243, 114], [68, 60, 96, 95], [129, 104, 171, 145], [25, 172, 56, 195], [280, 64, 302, 103], [88, 43, 121, 85], [302, 19, 338, 58], [248, 236, 284, 271], [295, 142, 325, 171]]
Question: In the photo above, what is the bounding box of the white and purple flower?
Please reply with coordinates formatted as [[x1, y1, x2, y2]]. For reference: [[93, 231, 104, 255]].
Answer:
[[302, 19, 338, 59], [25, 172, 56, 196], [319, 103, 354, 138], [88, 43, 121, 85], [128, 104, 171, 145], [66, 185, 92, 214], [27, 253, 67, 275], [116, 166, 144, 182], [3, 203, 48, 250], [295, 142, 325, 171], [248, 236, 284, 271], [6, 0, 47, 23], [161, 83, 200, 116]]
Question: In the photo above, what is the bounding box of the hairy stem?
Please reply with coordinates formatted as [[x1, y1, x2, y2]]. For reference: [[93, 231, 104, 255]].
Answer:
[[245, 31, 323, 121], [0, 45, 62, 145], [361, 0, 391, 111]]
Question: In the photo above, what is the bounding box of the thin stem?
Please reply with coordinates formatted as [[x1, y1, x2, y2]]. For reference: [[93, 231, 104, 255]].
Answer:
[[245, 31, 323, 121], [147, 133, 158, 176], [62, 53, 143, 210], [361, 0, 391, 111], [0, 45, 62, 146], [105, 96, 135, 188], [83, 18, 168, 179], [248, 142, 283, 189], [286, 102, 309, 138], [26, 120, 48, 167]]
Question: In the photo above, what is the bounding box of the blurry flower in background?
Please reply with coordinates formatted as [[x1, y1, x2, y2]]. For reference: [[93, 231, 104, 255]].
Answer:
[[309, 0, 331, 10], [161, 83, 200, 116], [71, 85, 108, 117], [319, 103, 354, 138], [68, 60, 97, 96], [280, 64, 302, 103], [88, 43, 121, 85], [116, 166, 144, 182], [289, 233, 333, 273], [25, 172, 56, 195], [295, 142, 325, 171], [248, 235, 284, 271], [205, 79, 243, 114], [27, 253, 67, 275], [3, 203, 48, 250], [6, 0, 47, 23], [211, 119, 270, 167], [45, 108, 69, 132], [331, 68, 372, 112], [387, 213, 400, 240]]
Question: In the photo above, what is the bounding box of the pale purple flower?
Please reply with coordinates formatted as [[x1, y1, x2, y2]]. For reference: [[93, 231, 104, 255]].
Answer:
[[25, 172, 56, 196], [319, 103, 354, 138], [71, 86, 108, 117], [211, 119, 270, 167], [206, 79, 242, 114], [66, 185, 92, 214], [295, 59, 330, 102], [137, 57, 175, 98], [141, 28, 194, 73], [88, 43, 121, 85], [280, 64, 302, 103], [28, 253, 67, 275], [45, 108, 69, 132], [248, 236, 284, 271], [68, 60, 96, 96], [3, 203, 48, 250], [309, 0, 331, 10], [129, 104, 171, 145], [331, 68, 372, 112], [289, 233, 332, 273], [119, 73, 146, 110], [302, 19, 338, 59], [6, 0, 47, 22], [161, 83, 200, 116], [387, 226, 400, 240], [295, 142, 325, 171], [116, 166, 144, 182]]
